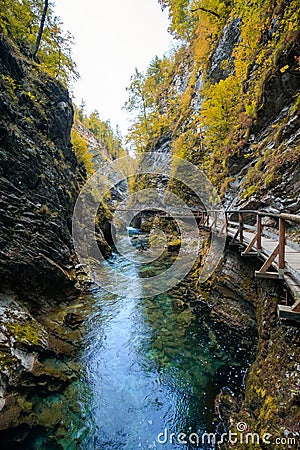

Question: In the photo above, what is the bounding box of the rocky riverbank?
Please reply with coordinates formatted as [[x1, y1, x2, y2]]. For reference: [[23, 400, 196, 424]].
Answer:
[[197, 249, 300, 448], [0, 289, 95, 447]]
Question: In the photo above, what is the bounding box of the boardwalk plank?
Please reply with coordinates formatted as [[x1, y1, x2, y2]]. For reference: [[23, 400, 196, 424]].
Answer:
[[226, 224, 300, 320]]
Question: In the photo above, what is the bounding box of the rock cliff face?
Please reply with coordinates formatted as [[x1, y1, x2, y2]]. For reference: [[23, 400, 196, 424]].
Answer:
[[209, 17, 300, 214], [214, 26, 300, 213], [128, 1, 300, 214], [0, 36, 80, 297], [0, 35, 96, 439]]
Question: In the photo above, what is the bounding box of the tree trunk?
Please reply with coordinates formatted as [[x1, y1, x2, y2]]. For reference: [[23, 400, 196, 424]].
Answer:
[[32, 0, 49, 60]]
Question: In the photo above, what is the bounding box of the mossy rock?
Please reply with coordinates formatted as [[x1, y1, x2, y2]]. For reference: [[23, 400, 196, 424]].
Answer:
[[140, 220, 154, 232], [167, 239, 181, 251]]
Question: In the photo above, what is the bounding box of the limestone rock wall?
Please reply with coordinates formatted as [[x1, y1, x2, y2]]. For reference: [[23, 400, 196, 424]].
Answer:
[[0, 36, 80, 296]]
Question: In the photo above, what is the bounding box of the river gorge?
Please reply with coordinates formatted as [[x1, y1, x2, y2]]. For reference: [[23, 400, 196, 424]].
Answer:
[[0, 232, 256, 449], [0, 0, 299, 448]]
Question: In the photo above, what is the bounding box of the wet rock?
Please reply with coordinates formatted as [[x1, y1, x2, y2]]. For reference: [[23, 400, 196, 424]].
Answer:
[[63, 311, 85, 329], [208, 18, 241, 83], [215, 388, 240, 425], [190, 295, 212, 312]]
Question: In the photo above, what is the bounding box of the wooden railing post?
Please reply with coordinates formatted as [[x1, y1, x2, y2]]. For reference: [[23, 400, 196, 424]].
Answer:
[[279, 216, 285, 275], [257, 214, 262, 253], [225, 211, 228, 234], [239, 213, 244, 243]]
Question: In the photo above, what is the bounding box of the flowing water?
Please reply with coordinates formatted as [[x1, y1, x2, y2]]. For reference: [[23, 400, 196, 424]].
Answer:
[[77, 235, 250, 449], [9, 234, 253, 449]]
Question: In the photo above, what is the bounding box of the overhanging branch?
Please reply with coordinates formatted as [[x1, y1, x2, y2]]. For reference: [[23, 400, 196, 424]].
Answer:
[[191, 6, 220, 19]]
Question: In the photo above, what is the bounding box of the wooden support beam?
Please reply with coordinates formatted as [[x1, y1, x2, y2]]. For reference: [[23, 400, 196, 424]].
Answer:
[[278, 304, 300, 321], [255, 244, 280, 278], [230, 228, 240, 244], [241, 233, 258, 255], [279, 217, 285, 272], [238, 213, 244, 243], [255, 271, 280, 279], [292, 300, 300, 312], [257, 214, 262, 252], [258, 244, 279, 273]]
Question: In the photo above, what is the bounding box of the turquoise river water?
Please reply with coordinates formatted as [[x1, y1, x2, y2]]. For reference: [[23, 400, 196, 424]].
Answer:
[[11, 234, 252, 450]]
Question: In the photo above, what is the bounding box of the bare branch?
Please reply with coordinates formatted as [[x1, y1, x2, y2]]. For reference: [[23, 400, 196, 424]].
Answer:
[[191, 6, 220, 19]]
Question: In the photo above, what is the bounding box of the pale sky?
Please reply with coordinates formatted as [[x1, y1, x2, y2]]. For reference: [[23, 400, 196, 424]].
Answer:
[[53, 0, 173, 139]]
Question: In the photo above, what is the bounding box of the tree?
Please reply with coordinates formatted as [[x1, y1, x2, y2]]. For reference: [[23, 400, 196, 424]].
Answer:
[[78, 99, 86, 121], [71, 129, 94, 177], [0, 0, 78, 85], [158, 0, 196, 39], [32, 0, 48, 60]]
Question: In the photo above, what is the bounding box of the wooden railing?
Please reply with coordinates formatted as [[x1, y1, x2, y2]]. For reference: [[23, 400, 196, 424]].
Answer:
[[226, 210, 299, 278], [203, 209, 300, 314], [199, 209, 300, 319], [198, 209, 300, 279]]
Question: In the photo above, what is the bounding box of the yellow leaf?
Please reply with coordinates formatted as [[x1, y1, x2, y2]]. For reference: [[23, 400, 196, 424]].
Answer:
[[280, 65, 289, 73]]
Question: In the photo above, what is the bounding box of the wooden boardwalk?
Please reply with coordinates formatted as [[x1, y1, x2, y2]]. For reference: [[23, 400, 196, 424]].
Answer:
[[118, 207, 300, 322], [207, 210, 300, 322]]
